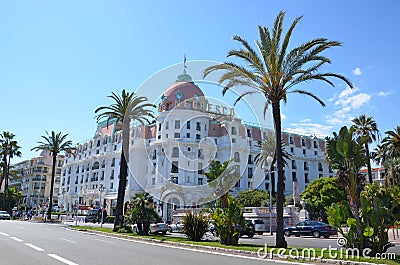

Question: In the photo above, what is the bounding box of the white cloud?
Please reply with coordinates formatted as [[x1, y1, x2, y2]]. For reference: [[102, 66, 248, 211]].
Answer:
[[326, 86, 371, 126], [299, 118, 311, 123], [337, 86, 359, 100], [281, 113, 287, 120], [377, 91, 390, 97], [286, 122, 333, 138], [352, 67, 362, 76]]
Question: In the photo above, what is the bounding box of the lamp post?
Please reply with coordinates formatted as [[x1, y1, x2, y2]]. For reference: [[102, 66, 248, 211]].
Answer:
[[262, 156, 274, 235], [99, 184, 105, 228]]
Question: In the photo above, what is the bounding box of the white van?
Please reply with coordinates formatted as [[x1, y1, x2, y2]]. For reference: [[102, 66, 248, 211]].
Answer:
[[248, 219, 265, 235]]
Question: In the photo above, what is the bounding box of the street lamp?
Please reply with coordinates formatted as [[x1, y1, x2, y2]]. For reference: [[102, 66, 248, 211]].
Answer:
[[99, 184, 105, 228], [262, 155, 274, 235]]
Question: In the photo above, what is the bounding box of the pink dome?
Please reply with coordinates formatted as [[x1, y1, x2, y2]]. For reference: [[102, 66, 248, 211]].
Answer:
[[158, 71, 206, 112]]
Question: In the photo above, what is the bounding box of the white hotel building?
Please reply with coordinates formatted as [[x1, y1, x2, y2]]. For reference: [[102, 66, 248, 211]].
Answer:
[[60, 70, 332, 221]]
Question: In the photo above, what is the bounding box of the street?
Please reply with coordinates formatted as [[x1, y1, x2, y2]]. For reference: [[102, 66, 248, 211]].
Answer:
[[0, 220, 293, 265]]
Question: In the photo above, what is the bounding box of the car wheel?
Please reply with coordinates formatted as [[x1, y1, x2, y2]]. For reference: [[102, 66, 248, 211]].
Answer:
[[169, 227, 172, 232], [257, 232, 263, 235], [284, 230, 291, 237], [162, 231, 167, 235], [313, 231, 320, 238], [248, 233, 254, 238], [323, 235, 330, 239]]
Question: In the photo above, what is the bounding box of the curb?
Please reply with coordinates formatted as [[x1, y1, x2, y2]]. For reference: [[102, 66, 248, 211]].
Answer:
[[67, 227, 392, 265]]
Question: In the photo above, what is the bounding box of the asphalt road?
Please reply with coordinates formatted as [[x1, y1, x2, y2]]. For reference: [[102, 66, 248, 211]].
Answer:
[[0, 220, 295, 265]]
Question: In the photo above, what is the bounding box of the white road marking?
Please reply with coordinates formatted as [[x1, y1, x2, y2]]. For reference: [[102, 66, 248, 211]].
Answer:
[[16, 227, 24, 230], [48, 254, 79, 265], [10, 237, 23, 242], [59, 237, 77, 244], [0, 232, 10, 236], [95, 238, 116, 245], [25, 243, 44, 251], [73, 230, 305, 264]]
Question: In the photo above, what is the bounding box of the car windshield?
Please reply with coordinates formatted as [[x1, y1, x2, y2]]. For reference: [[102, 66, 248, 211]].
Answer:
[[254, 220, 264, 224], [0, 211, 8, 214], [88, 210, 98, 215]]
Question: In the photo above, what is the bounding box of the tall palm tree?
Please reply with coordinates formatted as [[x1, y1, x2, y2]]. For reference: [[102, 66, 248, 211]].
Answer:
[[95, 89, 154, 231], [203, 11, 352, 247], [32, 131, 75, 220], [255, 138, 290, 196], [382, 126, 400, 159], [351, 115, 380, 183], [0, 131, 22, 208]]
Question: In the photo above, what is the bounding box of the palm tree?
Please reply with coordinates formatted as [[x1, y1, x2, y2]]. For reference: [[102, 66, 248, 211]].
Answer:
[[31, 131, 75, 220], [95, 89, 154, 231], [0, 131, 22, 208], [382, 157, 400, 189], [203, 11, 352, 248], [203, 160, 236, 209], [351, 115, 380, 183], [255, 138, 290, 196], [382, 126, 400, 159]]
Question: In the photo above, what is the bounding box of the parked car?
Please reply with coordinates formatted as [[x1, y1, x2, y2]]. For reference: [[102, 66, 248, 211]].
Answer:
[[84, 208, 107, 223], [0, 211, 11, 220], [247, 219, 266, 235], [168, 220, 184, 233], [284, 220, 338, 238], [133, 222, 168, 235], [150, 222, 168, 235]]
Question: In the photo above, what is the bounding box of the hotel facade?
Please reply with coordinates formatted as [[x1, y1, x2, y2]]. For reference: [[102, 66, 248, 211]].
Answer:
[[59, 70, 332, 221]]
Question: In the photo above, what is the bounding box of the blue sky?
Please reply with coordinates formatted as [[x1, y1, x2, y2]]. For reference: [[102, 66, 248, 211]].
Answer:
[[1, 1, 398, 163]]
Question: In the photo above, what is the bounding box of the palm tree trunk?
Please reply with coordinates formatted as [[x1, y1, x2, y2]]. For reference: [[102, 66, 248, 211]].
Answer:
[[365, 143, 373, 184], [47, 154, 57, 220], [114, 120, 130, 231], [2, 152, 7, 208], [272, 101, 287, 248]]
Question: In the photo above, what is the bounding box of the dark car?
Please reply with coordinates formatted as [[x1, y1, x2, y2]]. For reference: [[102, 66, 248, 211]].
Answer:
[[237, 221, 255, 238], [84, 208, 107, 223], [284, 220, 337, 238]]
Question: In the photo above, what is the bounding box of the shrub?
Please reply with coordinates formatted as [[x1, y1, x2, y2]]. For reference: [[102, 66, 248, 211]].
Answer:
[[106, 216, 115, 224], [117, 225, 133, 234], [182, 212, 208, 241]]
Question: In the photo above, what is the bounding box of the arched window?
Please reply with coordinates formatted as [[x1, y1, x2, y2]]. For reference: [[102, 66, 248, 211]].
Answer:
[[111, 158, 116, 167], [234, 152, 240, 162], [97, 140, 101, 147], [172, 147, 179, 158]]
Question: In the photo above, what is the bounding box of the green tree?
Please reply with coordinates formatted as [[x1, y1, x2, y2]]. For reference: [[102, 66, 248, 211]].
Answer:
[[300, 177, 346, 222], [382, 157, 400, 189], [203, 11, 352, 248], [209, 195, 245, 246], [235, 189, 271, 207], [125, 192, 159, 235], [0, 131, 22, 208], [95, 90, 154, 231], [0, 187, 23, 213], [382, 126, 400, 159], [325, 126, 368, 248], [351, 115, 380, 184], [203, 160, 236, 209], [31, 131, 75, 220]]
